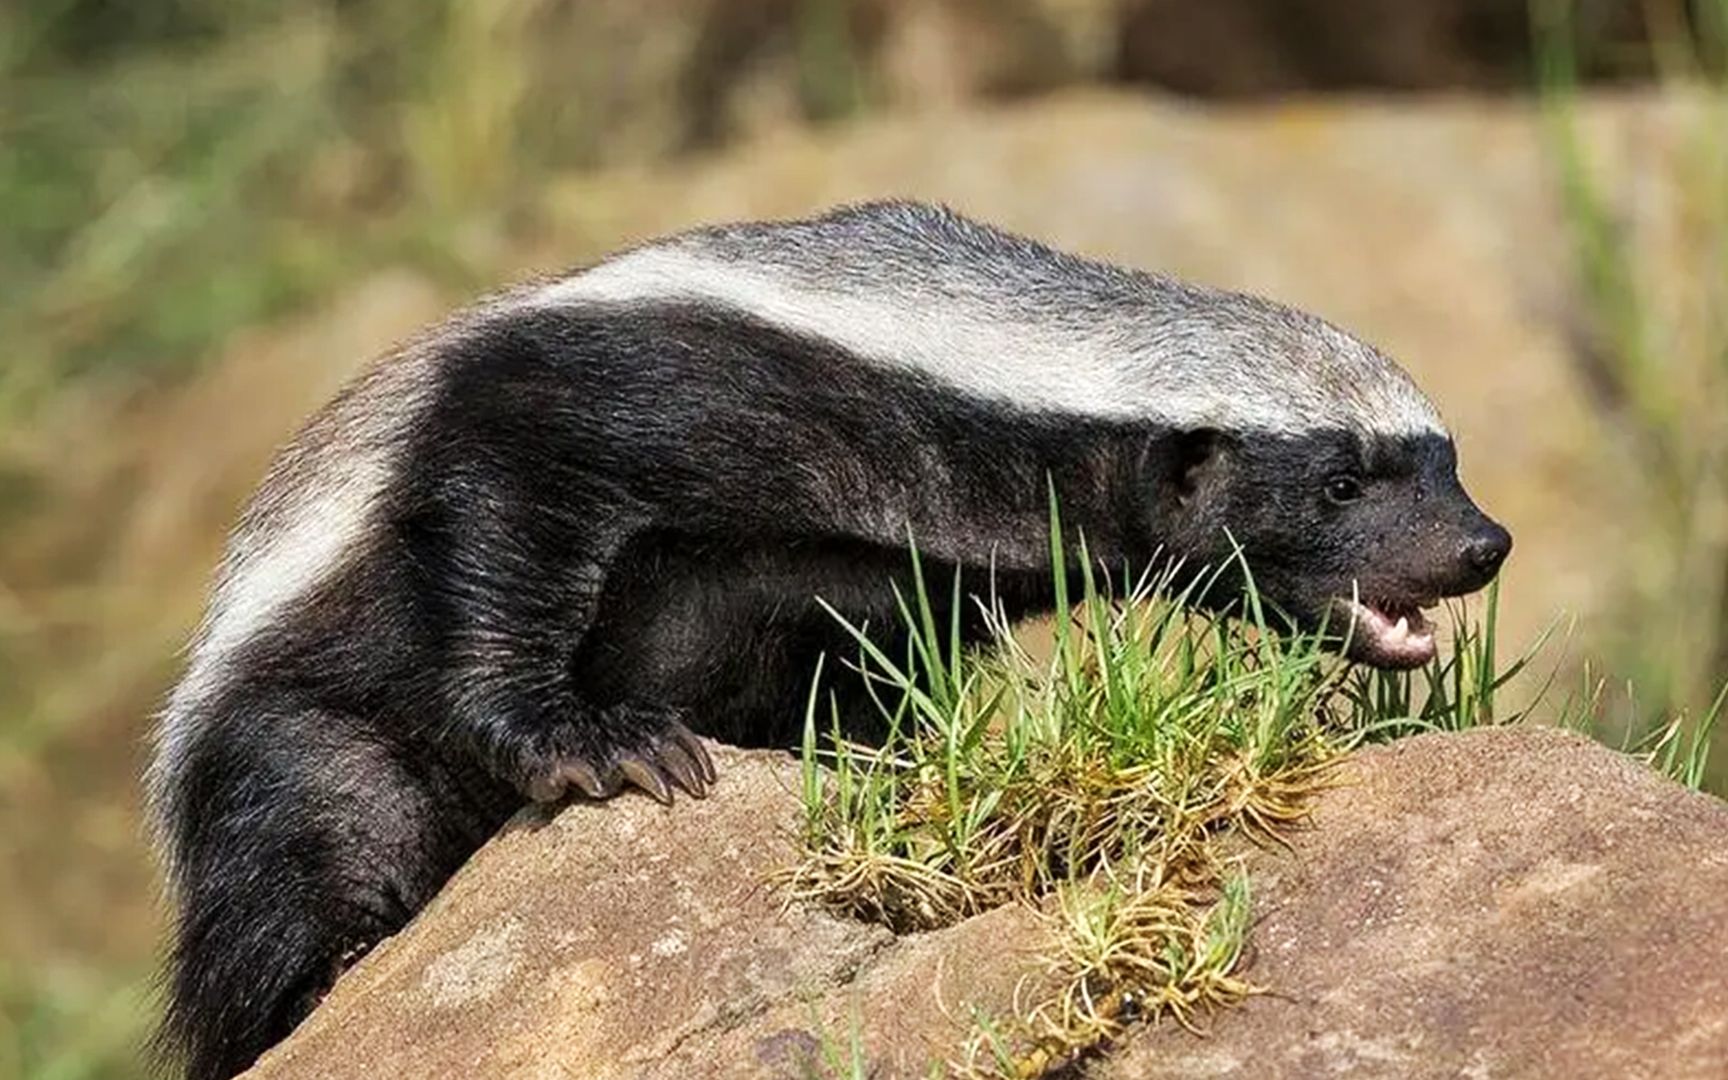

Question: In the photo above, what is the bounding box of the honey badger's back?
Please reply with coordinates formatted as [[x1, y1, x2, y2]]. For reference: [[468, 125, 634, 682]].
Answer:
[[147, 202, 1448, 1078]]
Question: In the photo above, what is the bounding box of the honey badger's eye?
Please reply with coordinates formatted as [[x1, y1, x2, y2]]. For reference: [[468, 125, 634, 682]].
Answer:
[[1324, 474, 1364, 504]]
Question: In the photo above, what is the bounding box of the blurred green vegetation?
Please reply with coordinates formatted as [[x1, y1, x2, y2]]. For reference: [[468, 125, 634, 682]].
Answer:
[[1537, 0, 1728, 780], [4, 0, 435, 422], [0, 968, 152, 1080], [0, 0, 893, 436]]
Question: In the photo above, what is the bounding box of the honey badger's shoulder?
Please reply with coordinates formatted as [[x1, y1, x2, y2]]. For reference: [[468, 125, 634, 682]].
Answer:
[[146, 200, 1506, 1080]]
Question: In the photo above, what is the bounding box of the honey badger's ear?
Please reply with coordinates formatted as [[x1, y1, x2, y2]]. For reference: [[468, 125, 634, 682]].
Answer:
[[1173, 428, 1229, 506]]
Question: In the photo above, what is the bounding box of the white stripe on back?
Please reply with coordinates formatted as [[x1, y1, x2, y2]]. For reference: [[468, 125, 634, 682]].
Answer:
[[532, 239, 1446, 438]]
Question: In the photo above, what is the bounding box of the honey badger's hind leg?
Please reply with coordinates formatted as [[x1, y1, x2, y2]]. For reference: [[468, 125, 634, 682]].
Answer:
[[157, 698, 485, 1080]]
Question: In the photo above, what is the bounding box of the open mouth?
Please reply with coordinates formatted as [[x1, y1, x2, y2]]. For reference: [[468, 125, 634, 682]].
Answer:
[[1332, 596, 1439, 669]]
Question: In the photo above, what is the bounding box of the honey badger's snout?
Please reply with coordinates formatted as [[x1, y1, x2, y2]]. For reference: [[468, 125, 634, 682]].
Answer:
[[1459, 518, 1513, 589], [1437, 506, 1512, 598]]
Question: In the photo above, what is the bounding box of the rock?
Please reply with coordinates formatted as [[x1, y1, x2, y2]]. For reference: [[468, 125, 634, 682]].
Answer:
[[1096, 725, 1728, 1079], [243, 744, 1045, 1080], [245, 726, 1728, 1079]]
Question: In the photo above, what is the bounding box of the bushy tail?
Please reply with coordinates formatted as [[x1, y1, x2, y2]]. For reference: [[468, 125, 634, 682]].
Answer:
[[150, 704, 458, 1079], [156, 861, 353, 1080]]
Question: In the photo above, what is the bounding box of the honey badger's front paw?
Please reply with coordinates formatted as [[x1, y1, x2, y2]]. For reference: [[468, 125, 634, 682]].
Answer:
[[523, 708, 716, 806]]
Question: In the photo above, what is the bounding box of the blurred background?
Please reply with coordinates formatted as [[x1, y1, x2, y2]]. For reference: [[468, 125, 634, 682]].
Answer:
[[2, 0, 1724, 1076]]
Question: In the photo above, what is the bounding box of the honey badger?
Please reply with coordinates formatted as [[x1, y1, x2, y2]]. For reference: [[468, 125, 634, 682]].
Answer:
[[148, 201, 1510, 1078]]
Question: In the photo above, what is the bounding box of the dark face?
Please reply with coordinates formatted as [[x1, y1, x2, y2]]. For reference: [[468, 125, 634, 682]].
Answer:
[[1160, 428, 1512, 668]]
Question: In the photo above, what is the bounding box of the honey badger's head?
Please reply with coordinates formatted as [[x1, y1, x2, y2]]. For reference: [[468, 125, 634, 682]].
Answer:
[[1159, 426, 1511, 668], [1133, 297, 1510, 669]]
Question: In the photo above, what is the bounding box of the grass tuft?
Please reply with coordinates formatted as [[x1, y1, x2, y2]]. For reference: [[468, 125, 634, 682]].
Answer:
[[976, 868, 1255, 1078], [785, 507, 1713, 1074], [785, 542, 1348, 1070], [787, 551, 1347, 931], [787, 525, 1465, 1072]]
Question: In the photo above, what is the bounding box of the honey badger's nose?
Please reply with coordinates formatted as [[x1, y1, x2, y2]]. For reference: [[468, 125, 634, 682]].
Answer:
[[1461, 522, 1512, 579]]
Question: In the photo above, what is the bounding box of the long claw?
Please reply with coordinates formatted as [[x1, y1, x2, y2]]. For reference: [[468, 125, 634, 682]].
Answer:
[[670, 723, 716, 785], [657, 741, 708, 798], [563, 759, 613, 800], [526, 774, 567, 803], [617, 755, 673, 805], [526, 756, 617, 803]]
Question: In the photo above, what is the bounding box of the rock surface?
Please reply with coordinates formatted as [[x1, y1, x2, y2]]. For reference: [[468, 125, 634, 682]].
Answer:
[[243, 744, 1045, 1080], [1095, 726, 1728, 1079], [246, 726, 1728, 1079]]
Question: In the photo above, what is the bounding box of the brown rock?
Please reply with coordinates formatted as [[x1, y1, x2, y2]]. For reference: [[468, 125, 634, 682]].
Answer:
[[244, 744, 1045, 1080], [246, 726, 1728, 1080], [1097, 725, 1728, 1079]]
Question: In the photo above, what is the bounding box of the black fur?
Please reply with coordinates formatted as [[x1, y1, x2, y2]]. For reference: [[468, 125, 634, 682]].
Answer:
[[153, 269, 1508, 1077], [1166, 426, 1510, 632]]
